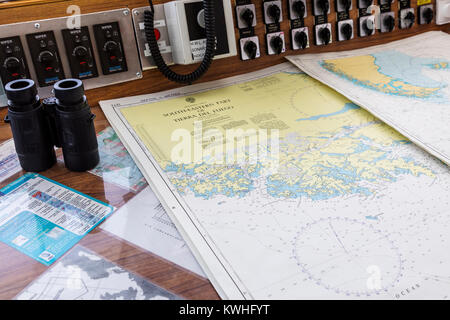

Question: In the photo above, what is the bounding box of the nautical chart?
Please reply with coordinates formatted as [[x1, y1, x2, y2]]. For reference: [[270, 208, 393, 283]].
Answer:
[[100, 63, 450, 299], [287, 31, 450, 165]]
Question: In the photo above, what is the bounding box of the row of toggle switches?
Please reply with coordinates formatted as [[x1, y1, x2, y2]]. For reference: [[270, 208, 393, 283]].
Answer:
[[236, 0, 435, 61]]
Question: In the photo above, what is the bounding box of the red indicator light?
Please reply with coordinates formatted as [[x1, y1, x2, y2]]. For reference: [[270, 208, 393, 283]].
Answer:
[[79, 61, 87, 65], [45, 67, 53, 71], [11, 73, 19, 77], [154, 28, 161, 41]]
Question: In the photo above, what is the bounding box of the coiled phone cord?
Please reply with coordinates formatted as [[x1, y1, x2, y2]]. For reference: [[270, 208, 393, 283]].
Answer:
[[144, 0, 216, 84]]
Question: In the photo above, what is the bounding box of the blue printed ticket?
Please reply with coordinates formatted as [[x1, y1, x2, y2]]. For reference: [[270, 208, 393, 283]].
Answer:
[[0, 173, 115, 266]]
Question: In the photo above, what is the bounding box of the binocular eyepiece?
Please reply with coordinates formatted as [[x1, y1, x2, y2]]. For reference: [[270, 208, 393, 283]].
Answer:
[[5, 78, 100, 172]]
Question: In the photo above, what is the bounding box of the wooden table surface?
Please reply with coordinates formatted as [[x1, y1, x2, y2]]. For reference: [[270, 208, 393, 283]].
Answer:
[[0, 104, 220, 300]]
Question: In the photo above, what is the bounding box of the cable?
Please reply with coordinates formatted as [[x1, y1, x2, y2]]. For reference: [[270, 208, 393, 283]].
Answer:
[[144, 0, 216, 84]]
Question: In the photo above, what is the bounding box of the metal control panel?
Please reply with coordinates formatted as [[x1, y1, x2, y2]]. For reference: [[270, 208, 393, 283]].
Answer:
[[0, 8, 141, 101]]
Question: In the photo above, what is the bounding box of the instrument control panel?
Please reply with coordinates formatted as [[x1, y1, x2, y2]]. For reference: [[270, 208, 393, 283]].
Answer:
[[62, 26, 98, 80], [26, 31, 65, 87], [0, 36, 30, 85], [93, 22, 128, 75]]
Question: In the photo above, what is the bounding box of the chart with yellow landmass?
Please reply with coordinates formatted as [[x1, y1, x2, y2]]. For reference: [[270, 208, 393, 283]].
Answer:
[[287, 31, 450, 166], [101, 63, 450, 299]]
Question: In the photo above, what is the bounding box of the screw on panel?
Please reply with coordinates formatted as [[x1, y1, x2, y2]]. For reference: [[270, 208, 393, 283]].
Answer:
[[34, 23, 41, 29], [136, 72, 142, 78], [134, 10, 140, 16], [123, 9, 130, 16]]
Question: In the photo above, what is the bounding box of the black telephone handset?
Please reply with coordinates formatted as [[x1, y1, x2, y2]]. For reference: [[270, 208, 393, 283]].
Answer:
[[144, 0, 217, 84]]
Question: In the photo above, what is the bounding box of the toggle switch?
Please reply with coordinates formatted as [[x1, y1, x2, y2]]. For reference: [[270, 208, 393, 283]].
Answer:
[[291, 27, 309, 49]]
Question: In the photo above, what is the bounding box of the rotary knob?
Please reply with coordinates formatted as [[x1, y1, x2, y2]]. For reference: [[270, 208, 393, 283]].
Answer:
[[270, 36, 284, 54], [244, 40, 258, 59], [384, 15, 395, 32], [241, 8, 255, 28], [341, 23, 352, 40], [318, 0, 329, 14], [294, 31, 308, 49], [74, 46, 88, 59], [341, 0, 351, 11], [39, 51, 54, 65], [268, 4, 281, 23], [319, 27, 331, 45], [293, 1, 306, 18], [105, 41, 120, 63], [4, 57, 21, 74], [404, 11, 415, 28], [363, 18, 374, 35], [105, 41, 118, 53], [423, 8, 433, 24]]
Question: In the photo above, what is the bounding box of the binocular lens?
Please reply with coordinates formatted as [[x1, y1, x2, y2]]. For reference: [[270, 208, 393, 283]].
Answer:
[[5, 79, 38, 108], [54, 79, 85, 107]]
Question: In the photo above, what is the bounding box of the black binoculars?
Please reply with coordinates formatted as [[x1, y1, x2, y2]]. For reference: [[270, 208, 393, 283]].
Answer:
[[4, 78, 100, 172]]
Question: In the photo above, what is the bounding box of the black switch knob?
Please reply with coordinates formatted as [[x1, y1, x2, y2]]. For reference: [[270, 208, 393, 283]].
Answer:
[[270, 36, 284, 54], [268, 4, 281, 23], [384, 15, 395, 32], [105, 41, 118, 53], [319, 27, 331, 45], [294, 31, 308, 49], [363, 18, 374, 35], [4, 57, 20, 73], [293, 1, 306, 18], [404, 11, 415, 28], [341, 23, 352, 40], [341, 0, 352, 11], [39, 51, 54, 65], [244, 40, 258, 59], [423, 8, 433, 24], [241, 8, 255, 28], [74, 46, 88, 59], [318, 0, 329, 14]]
